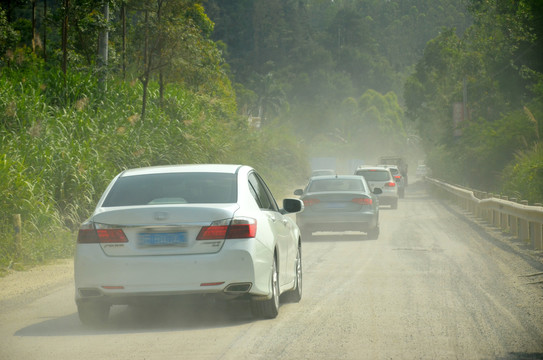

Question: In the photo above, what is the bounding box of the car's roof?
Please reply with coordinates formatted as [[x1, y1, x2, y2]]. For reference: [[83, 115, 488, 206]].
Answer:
[[119, 164, 245, 177], [310, 175, 364, 180], [356, 166, 389, 171]]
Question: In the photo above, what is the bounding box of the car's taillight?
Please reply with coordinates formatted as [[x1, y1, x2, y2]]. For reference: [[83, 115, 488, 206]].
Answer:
[[352, 198, 373, 205], [303, 198, 320, 206], [227, 218, 257, 238], [96, 229, 128, 243], [385, 182, 396, 187], [197, 225, 229, 240], [77, 229, 99, 243], [394, 175, 401, 180], [77, 224, 128, 244], [197, 218, 257, 240]]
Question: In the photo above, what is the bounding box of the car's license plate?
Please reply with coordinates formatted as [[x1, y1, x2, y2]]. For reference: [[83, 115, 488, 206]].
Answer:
[[138, 231, 187, 247], [326, 202, 346, 209]]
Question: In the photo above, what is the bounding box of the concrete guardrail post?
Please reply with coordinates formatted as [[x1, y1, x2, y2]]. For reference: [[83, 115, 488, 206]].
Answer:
[[501, 196, 509, 231], [533, 223, 542, 250], [519, 218, 530, 244], [510, 216, 518, 238]]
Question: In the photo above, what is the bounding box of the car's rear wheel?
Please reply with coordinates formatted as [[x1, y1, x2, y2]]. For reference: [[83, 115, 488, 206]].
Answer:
[[281, 243, 302, 303], [367, 226, 380, 240], [77, 301, 110, 326], [251, 257, 279, 319]]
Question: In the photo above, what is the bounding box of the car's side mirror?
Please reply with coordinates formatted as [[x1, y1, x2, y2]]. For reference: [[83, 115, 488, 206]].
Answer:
[[373, 188, 383, 195], [294, 189, 303, 196], [282, 198, 304, 213]]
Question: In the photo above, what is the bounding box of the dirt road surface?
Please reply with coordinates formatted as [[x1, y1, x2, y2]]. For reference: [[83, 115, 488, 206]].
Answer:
[[1, 181, 543, 359]]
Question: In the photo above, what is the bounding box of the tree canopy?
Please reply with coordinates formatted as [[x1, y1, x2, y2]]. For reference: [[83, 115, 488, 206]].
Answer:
[[1, 0, 542, 269]]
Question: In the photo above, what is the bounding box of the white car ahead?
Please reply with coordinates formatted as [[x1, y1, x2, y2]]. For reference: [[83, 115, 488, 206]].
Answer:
[[75, 164, 304, 325], [354, 166, 399, 209]]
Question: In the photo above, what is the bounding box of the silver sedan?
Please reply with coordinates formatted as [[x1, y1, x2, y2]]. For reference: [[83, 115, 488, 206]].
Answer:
[[294, 175, 381, 240]]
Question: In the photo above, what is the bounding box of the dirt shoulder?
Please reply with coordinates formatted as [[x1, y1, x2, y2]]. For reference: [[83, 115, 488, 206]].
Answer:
[[0, 258, 74, 310]]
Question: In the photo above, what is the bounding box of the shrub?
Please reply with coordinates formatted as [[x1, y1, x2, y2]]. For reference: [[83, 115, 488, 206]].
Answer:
[[501, 143, 543, 204]]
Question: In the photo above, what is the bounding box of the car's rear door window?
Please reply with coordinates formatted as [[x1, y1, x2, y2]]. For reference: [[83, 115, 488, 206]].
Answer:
[[248, 172, 279, 211]]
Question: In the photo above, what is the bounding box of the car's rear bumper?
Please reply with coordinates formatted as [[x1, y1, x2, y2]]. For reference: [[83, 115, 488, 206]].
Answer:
[[74, 239, 272, 304], [376, 194, 398, 205], [296, 211, 378, 232]]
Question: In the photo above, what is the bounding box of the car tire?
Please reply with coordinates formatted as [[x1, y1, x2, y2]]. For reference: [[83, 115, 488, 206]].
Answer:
[[367, 226, 380, 240], [251, 257, 279, 319], [391, 200, 398, 209], [281, 243, 302, 303], [77, 301, 110, 326]]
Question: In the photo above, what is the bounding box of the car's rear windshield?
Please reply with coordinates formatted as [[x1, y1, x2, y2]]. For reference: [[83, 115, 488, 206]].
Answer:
[[355, 170, 390, 181], [102, 172, 237, 207], [388, 168, 399, 175], [308, 179, 365, 192]]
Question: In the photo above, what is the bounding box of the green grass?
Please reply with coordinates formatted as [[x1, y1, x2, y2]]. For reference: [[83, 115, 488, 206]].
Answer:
[[0, 57, 309, 272]]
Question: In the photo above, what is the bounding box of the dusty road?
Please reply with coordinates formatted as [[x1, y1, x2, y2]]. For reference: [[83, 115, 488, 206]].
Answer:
[[1, 181, 543, 359]]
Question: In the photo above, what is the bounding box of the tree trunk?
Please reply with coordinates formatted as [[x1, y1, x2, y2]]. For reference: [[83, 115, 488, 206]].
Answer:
[[141, 76, 149, 121], [159, 71, 164, 108], [62, 0, 68, 75], [43, 0, 47, 61], [157, 0, 164, 108], [121, 2, 126, 80], [62, 0, 69, 99], [31, 0, 36, 53], [140, 10, 150, 121], [98, 0, 109, 88]]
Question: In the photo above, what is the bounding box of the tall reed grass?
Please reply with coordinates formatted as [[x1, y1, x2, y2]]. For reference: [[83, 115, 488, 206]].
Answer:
[[0, 57, 309, 273]]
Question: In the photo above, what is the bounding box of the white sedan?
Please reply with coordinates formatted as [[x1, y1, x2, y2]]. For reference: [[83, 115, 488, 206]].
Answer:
[[74, 164, 304, 325]]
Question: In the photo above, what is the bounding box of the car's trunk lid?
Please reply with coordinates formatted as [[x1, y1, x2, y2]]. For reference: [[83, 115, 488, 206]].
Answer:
[[91, 204, 239, 256], [303, 192, 373, 212]]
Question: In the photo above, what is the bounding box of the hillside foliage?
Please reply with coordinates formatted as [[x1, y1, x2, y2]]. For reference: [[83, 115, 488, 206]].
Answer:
[[206, 0, 542, 202], [403, 0, 543, 200], [0, 1, 309, 271], [1, 0, 542, 271]]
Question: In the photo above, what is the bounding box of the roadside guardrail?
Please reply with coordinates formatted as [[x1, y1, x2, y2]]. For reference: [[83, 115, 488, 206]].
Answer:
[[424, 177, 543, 251]]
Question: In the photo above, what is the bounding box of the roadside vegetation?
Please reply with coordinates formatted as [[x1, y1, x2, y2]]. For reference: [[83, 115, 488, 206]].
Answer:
[[0, 2, 308, 273], [1, 0, 542, 272], [403, 1, 543, 202]]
